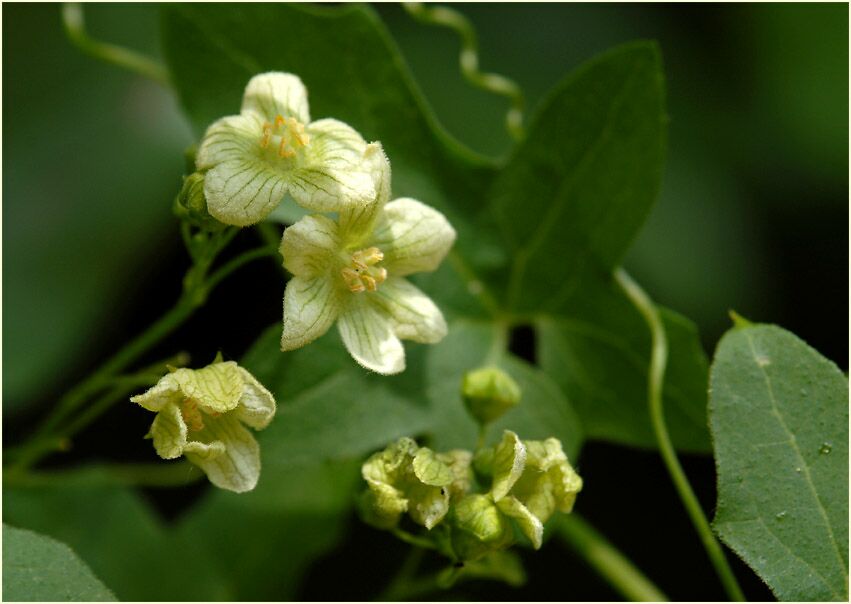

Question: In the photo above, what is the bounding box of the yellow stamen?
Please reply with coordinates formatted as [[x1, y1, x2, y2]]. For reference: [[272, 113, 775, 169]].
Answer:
[[342, 247, 387, 293], [181, 399, 205, 432], [259, 114, 309, 157]]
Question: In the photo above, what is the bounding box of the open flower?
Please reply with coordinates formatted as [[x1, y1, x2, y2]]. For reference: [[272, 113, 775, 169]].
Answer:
[[279, 143, 456, 374], [130, 360, 276, 493], [196, 72, 375, 226]]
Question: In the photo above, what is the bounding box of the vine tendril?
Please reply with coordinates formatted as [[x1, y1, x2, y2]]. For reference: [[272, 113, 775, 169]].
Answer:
[[403, 2, 526, 141]]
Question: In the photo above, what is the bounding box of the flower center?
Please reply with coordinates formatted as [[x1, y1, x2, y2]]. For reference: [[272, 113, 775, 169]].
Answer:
[[180, 399, 222, 432], [260, 114, 309, 158], [341, 247, 387, 293]]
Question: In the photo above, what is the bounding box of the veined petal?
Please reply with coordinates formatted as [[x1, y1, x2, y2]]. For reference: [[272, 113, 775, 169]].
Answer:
[[240, 72, 310, 124], [491, 430, 527, 502], [186, 414, 261, 493], [131, 374, 181, 412], [338, 296, 405, 375], [372, 198, 456, 276], [370, 278, 447, 344], [196, 113, 263, 171], [280, 214, 340, 278], [281, 276, 341, 351], [360, 482, 408, 530], [412, 448, 454, 487], [172, 362, 244, 414], [497, 496, 544, 550], [148, 403, 187, 460], [204, 158, 289, 227], [236, 368, 276, 430], [407, 481, 450, 530], [288, 119, 375, 212], [339, 142, 391, 245]]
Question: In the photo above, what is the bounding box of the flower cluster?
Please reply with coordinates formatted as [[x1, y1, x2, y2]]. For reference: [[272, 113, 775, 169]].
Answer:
[[194, 72, 456, 374], [359, 430, 582, 562], [131, 359, 276, 493]]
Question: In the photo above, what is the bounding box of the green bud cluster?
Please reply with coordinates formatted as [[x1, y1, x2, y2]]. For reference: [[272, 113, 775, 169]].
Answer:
[[359, 429, 582, 563]]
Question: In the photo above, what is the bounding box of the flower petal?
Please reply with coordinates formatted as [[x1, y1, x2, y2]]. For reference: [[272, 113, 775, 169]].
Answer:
[[491, 430, 527, 502], [147, 403, 187, 460], [280, 214, 340, 279], [372, 198, 456, 276], [371, 278, 447, 344], [338, 297, 405, 375], [185, 414, 261, 493], [240, 72, 310, 124], [236, 368, 277, 430], [131, 373, 182, 412], [406, 481, 450, 530], [172, 362, 244, 414], [338, 142, 391, 245], [196, 113, 262, 171], [281, 276, 341, 352], [412, 448, 454, 487], [204, 158, 289, 227], [287, 119, 375, 212], [497, 496, 544, 550]]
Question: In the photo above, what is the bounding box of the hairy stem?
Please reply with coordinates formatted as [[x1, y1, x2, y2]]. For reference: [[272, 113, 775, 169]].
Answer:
[[558, 514, 668, 602], [614, 268, 745, 602], [61, 3, 170, 86]]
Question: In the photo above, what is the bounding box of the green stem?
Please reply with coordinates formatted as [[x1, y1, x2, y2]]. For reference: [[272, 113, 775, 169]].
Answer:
[[403, 2, 525, 141], [614, 268, 745, 602], [558, 514, 668, 602], [377, 547, 427, 601], [391, 528, 438, 551], [205, 246, 278, 291], [61, 3, 170, 86]]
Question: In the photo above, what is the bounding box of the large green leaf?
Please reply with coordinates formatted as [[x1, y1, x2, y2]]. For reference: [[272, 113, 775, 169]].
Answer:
[[490, 42, 666, 313], [537, 276, 710, 452], [710, 323, 849, 601], [3, 475, 228, 600], [3, 524, 116, 602]]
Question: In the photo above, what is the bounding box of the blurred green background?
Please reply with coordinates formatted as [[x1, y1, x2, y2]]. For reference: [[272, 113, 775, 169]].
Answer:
[[3, 3, 847, 600]]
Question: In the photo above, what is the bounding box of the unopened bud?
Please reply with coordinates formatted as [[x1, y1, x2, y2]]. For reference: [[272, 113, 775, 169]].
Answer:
[[174, 172, 226, 232], [462, 367, 521, 425]]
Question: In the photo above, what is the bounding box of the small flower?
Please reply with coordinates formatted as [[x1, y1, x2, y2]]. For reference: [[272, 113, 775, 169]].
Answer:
[[474, 431, 583, 550], [462, 366, 522, 426], [279, 143, 456, 374], [195, 72, 375, 226], [130, 359, 276, 493], [360, 437, 471, 530]]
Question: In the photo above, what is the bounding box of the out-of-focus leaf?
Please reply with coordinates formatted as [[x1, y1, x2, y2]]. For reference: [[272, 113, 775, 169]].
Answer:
[[3, 524, 116, 602], [3, 475, 228, 600], [710, 324, 848, 601], [537, 277, 711, 452]]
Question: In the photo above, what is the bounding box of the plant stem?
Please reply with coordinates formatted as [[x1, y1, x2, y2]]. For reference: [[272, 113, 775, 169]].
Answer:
[[61, 3, 170, 86], [205, 246, 278, 291], [557, 514, 668, 602], [376, 547, 427, 601], [614, 268, 745, 602], [4, 461, 203, 489]]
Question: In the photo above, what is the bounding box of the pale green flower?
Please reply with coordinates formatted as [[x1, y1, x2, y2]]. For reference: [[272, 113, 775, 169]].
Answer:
[[279, 143, 456, 374], [130, 360, 276, 493], [195, 72, 375, 226], [475, 431, 583, 550], [360, 437, 471, 530]]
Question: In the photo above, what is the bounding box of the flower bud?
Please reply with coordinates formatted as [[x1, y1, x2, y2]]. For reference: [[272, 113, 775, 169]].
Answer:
[[174, 171, 227, 232], [461, 367, 521, 425]]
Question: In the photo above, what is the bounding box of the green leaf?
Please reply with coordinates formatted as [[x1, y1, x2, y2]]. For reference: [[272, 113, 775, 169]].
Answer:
[[537, 276, 711, 452], [710, 324, 849, 601], [3, 524, 116, 602], [3, 475, 228, 600], [491, 42, 666, 313]]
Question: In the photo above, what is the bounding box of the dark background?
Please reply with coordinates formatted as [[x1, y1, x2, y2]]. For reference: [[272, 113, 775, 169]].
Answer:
[[3, 3, 847, 601]]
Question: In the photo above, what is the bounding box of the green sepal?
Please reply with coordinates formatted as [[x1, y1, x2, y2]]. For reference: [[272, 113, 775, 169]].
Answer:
[[450, 494, 513, 562]]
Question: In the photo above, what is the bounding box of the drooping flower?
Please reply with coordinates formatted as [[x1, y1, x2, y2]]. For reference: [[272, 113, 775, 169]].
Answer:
[[195, 72, 375, 226], [474, 431, 583, 549], [130, 359, 276, 493], [360, 437, 472, 530], [279, 142, 456, 374]]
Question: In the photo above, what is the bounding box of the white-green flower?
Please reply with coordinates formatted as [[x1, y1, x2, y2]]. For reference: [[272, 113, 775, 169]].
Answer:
[[130, 360, 276, 493], [196, 72, 375, 226], [475, 431, 583, 550], [279, 143, 456, 374]]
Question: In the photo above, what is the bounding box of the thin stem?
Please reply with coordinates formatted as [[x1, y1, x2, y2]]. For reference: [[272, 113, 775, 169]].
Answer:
[[377, 547, 427, 601], [205, 246, 279, 291], [391, 528, 438, 551], [61, 3, 170, 86], [403, 2, 525, 141], [557, 514, 668, 602], [614, 268, 745, 602]]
